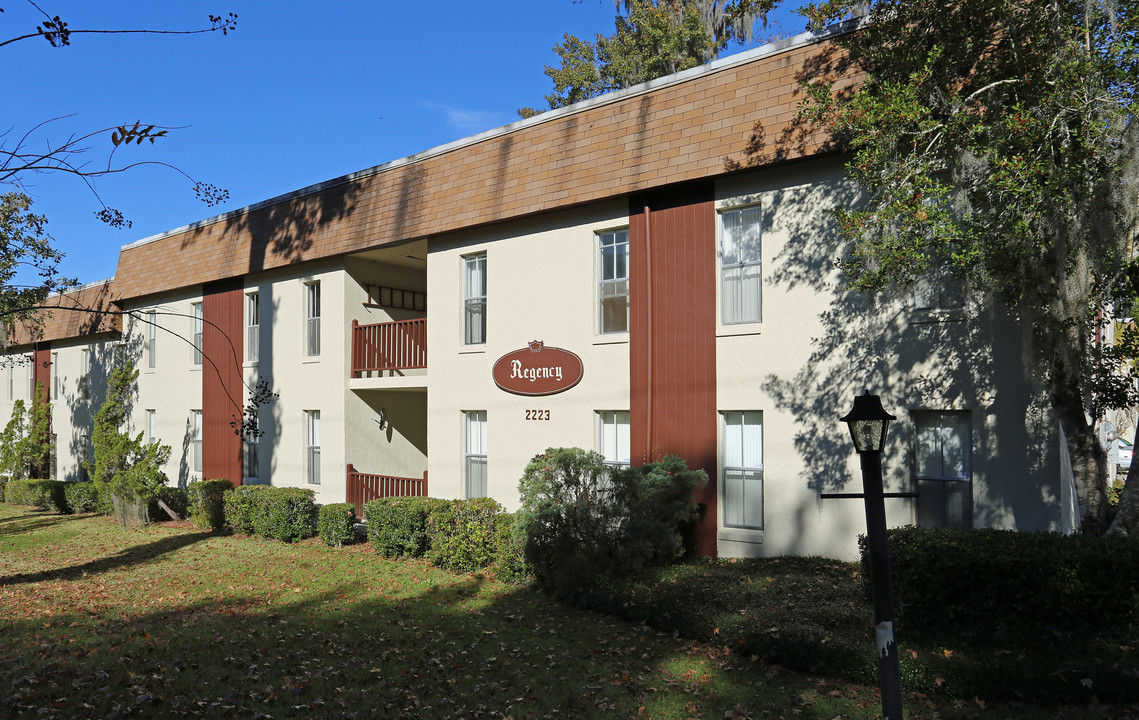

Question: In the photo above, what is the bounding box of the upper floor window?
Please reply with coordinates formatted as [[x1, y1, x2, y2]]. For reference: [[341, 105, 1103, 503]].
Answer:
[[305, 282, 321, 357], [913, 410, 972, 528], [146, 311, 157, 368], [722, 410, 764, 530], [51, 352, 59, 397], [192, 303, 203, 365], [26, 354, 33, 400], [463, 254, 487, 345], [597, 229, 629, 334], [598, 411, 631, 468], [910, 267, 964, 314], [246, 292, 260, 363], [720, 206, 762, 325], [7, 364, 13, 400], [79, 348, 91, 399]]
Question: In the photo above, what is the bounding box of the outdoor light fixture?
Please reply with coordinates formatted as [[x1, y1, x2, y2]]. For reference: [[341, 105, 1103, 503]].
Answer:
[[839, 390, 905, 720], [840, 391, 896, 453]]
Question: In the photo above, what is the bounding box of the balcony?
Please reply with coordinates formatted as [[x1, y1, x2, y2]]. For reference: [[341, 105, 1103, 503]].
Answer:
[[350, 318, 426, 390], [346, 464, 428, 518]]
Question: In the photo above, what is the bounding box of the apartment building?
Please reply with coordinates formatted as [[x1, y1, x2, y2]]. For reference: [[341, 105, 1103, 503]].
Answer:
[[0, 24, 1068, 559]]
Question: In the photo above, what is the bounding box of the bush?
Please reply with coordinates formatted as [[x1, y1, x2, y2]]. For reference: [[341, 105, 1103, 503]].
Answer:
[[251, 487, 317, 542], [149, 485, 190, 521], [365, 496, 445, 558], [63, 481, 102, 514], [492, 512, 530, 583], [515, 448, 705, 601], [427, 497, 502, 572], [5, 478, 67, 512], [318, 503, 358, 547], [189, 479, 232, 530], [867, 526, 1139, 639], [223, 484, 263, 535]]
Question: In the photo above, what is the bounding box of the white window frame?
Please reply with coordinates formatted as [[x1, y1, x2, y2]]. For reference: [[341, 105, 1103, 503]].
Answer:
[[464, 410, 487, 497], [79, 348, 91, 399], [7, 364, 13, 401], [462, 253, 487, 345], [146, 409, 157, 444], [597, 411, 631, 468], [246, 291, 260, 363], [146, 310, 157, 369], [191, 410, 202, 475], [51, 352, 59, 398], [79, 432, 90, 482], [26, 353, 34, 400], [719, 205, 763, 326], [304, 410, 320, 484], [305, 281, 321, 357], [913, 410, 973, 529], [192, 302, 203, 365], [721, 411, 764, 531], [909, 266, 965, 314], [244, 413, 260, 482], [597, 228, 630, 334]]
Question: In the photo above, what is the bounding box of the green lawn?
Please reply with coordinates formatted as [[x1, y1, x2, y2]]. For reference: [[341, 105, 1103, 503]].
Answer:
[[0, 503, 1128, 719]]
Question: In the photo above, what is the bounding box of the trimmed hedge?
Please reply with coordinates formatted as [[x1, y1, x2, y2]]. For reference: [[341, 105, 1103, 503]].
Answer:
[[188, 479, 232, 530], [318, 503, 357, 547], [5, 478, 67, 513], [365, 496, 445, 558], [224, 485, 317, 542], [63, 482, 102, 514], [427, 497, 502, 572], [150, 485, 190, 521], [866, 526, 1139, 639], [492, 512, 530, 583]]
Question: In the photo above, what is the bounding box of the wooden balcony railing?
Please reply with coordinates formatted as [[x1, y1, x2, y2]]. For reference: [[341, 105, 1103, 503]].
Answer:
[[351, 318, 426, 377], [346, 464, 428, 519]]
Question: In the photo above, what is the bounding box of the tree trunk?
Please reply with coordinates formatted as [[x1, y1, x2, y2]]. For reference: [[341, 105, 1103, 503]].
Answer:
[[1050, 360, 1110, 530], [111, 493, 149, 530], [1108, 423, 1139, 535]]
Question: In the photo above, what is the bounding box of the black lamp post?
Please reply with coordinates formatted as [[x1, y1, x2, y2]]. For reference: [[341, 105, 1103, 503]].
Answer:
[[840, 391, 905, 720]]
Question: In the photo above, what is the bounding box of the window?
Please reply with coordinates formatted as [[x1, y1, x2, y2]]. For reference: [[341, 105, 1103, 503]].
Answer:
[[463, 254, 486, 345], [464, 410, 487, 497], [305, 410, 320, 484], [720, 206, 762, 325], [245, 414, 260, 481], [50, 433, 57, 481], [7, 364, 13, 400], [910, 266, 963, 313], [913, 411, 972, 528], [246, 292, 260, 362], [51, 352, 59, 397], [722, 411, 764, 530], [79, 432, 90, 482], [146, 410, 156, 444], [146, 311, 157, 368], [79, 348, 91, 399], [26, 354, 33, 400], [192, 302, 203, 365], [191, 410, 202, 474], [305, 282, 321, 357], [598, 411, 631, 468], [597, 229, 629, 334]]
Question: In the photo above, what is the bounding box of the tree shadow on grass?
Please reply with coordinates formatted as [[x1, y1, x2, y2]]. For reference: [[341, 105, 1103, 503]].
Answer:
[[0, 510, 90, 534], [0, 529, 212, 586]]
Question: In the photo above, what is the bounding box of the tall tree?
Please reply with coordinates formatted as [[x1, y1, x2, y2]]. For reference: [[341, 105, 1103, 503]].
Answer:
[[520, 0, 773, 116], [800, 0, 1139, 529]]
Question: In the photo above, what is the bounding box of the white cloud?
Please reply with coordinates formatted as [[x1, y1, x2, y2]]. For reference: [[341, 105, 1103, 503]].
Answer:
[[419, 101, 511, 137]]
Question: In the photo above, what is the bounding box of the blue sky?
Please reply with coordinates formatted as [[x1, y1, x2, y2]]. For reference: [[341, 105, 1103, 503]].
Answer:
[[6, 1, 807, 286]]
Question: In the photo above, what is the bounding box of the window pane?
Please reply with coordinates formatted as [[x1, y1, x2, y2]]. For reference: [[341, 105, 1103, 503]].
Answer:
[[914, 411, 972, 528], [463, 255, 487, 345], [465, 455, 487, 497], [722, 411, 763, 530]]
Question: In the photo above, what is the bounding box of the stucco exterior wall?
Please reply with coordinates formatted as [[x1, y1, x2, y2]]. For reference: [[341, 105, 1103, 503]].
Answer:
[[427, 201, 631, 507]]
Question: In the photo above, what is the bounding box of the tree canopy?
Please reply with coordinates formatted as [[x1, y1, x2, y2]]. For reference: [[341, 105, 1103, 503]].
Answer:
[[520, 0, 774, 117], [801, 0, 1139, 529]]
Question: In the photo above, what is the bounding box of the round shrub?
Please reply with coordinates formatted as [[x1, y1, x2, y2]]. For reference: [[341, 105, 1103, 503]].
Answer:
[[188, 479, 232, 531], [63, 481, 102, 514], [427, 497, 502, 572], [318, 503, 358, 547]]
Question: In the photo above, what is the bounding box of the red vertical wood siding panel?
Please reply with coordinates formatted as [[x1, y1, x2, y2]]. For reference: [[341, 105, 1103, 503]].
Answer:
[[34, 345, 50, 401], [202, 279, 244, 485], [629, 184, 718, 557]]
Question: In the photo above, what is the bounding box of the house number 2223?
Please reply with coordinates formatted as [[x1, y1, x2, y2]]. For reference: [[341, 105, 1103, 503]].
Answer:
[[525, 410, 551, 421]]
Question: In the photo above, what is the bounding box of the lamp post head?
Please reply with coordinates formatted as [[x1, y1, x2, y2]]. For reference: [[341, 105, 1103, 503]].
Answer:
[[840, 391, 896, 454]]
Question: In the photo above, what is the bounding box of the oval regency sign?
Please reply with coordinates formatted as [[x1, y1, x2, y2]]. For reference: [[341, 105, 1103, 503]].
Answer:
[[492, 341, 584, 396]]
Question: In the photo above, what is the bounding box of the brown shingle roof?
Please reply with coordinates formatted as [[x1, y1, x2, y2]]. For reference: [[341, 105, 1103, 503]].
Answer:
[[5, 280, 122, 348], [113, 29, 859, 301]]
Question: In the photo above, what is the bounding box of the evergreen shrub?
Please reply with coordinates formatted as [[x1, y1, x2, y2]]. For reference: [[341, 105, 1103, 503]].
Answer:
[[427, 496, 502, 572], [492, 511, 531, 583], [318, 503, 358, 547], [63, 482, 102, 514], [365, 496, 447, 558], [223, 484, 264, 535], [515, 448, 705, 601], [250, 487, 318, 542], [188, 479, 232, 530], [867, 526, 1139, 638], [5, 478, 67, 512]]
